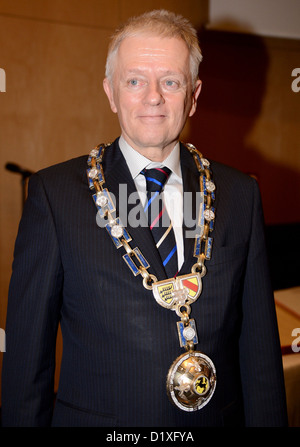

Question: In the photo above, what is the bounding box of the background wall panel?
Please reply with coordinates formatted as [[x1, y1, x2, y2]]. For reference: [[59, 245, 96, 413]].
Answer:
[[0, 0, 121, 28]]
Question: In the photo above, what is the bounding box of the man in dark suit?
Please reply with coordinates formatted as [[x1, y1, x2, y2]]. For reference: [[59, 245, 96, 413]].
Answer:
[[2, 10, 287, 426]]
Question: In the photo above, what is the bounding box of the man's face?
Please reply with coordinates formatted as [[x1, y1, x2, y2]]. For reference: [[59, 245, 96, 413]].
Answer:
[[103, 35, 201, 161]]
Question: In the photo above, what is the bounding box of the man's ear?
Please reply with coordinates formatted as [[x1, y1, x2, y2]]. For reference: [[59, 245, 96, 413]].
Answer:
[[103, 78, 117, 113], [189, 80, 202, 117]]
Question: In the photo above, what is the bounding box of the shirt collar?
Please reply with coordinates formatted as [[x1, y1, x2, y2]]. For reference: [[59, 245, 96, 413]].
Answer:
[[119, 136, 182, 181]]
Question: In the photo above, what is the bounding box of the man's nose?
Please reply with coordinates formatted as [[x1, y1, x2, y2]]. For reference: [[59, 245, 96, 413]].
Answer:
[[143, 81, 165, 106]]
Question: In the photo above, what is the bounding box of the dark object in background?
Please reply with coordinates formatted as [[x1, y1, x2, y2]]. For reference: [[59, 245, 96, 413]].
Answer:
[[265, 223, 300, 290]]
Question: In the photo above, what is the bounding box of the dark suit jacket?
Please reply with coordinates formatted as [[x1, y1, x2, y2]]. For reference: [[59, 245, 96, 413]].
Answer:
[[2, 139, 287, 427]]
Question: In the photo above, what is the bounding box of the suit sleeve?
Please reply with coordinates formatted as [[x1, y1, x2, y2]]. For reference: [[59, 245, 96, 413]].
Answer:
[[239, 178, 288, 426], [1, 173, 63, 426]]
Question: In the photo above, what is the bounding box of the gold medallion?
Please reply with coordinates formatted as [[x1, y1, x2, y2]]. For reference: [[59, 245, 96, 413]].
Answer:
[[166, 351, 217, 412]]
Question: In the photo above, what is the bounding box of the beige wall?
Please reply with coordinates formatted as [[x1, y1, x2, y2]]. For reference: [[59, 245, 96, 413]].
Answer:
[[209, 0, 300, 39], [0, 0, 208, 404]]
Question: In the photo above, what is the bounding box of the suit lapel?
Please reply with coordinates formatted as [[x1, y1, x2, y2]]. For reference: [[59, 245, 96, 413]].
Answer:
[[178, 143, 200, 275], [102, 139, 167, 280]]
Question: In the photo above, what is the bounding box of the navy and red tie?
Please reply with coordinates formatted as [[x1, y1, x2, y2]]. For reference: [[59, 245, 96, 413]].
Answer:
[[141, 167, 178, 278]]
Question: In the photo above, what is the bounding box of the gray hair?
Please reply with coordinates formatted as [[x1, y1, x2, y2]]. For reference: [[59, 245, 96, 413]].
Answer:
[[105, 9, 202, 88]]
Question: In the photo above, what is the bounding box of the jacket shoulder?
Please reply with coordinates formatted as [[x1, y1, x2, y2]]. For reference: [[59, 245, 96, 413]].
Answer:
[[34, 139, 118, 183], [210, 160, 254, 185], [36, 155, 88, 179]]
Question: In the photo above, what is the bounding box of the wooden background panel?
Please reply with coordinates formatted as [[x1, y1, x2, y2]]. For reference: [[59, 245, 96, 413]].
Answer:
[[0, 0, 121, 28]]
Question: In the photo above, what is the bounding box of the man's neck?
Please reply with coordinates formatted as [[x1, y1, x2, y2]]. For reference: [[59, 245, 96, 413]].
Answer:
[[119, 136, 181, 181], [121, 135, 178, 162]]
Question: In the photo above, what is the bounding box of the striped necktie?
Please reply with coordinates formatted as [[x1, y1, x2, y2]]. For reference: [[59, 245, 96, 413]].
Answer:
[[142, 167, 178, 278]]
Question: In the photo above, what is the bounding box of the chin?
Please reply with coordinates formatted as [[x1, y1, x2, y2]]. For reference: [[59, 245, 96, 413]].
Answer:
[[139, 141, 166, 150], [136, 134, 168, 149]]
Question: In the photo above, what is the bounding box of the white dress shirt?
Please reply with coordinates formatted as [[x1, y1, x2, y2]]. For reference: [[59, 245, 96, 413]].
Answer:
[[119, 136, 184, 271]]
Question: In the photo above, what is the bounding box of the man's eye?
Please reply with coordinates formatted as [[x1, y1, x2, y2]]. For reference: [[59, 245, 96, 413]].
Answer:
[[128, 79, 139, 86], [164, 80, 179, 89]]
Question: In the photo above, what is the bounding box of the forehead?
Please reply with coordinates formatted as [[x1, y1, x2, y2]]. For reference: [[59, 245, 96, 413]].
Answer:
[[116, 35, 190, 74]]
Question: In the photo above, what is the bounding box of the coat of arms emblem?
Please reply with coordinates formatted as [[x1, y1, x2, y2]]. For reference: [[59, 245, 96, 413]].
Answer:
[[152, 273, 202, 310]]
